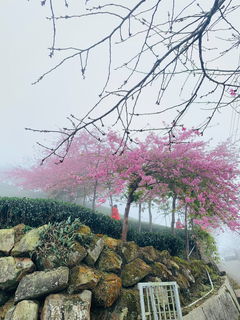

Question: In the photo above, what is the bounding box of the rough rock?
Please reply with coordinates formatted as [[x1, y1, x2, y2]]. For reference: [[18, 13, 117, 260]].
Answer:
[[68, 265, 101, 293], [0, 257, 35, 290], [41, 291, 92, 320], [118, 242, 139, 263], [112, 288, 141, 320], [0, 299, 14, 320], [157, 250, 174, 268], [121, 258, 151, 287], [97, 248, 122, 273], [93, 273, 122, 307], [2, 306, 14, 320], [13, 224, 26, 243], [11, 225, 48, 256], [15, 266, 69, 302], [91, 288, 141, 320], [0, 229, 14, 255], [103, 236, 121, 251], [77, 225, 91, 235], [84, 238, 104, 266], [68, 242, 87, 267], [5, 300, 38, 320], [151, 262, 173, 281], [182, 268, 195, 284], [140, 246, 159, 264], [174, 273, 190, 289]]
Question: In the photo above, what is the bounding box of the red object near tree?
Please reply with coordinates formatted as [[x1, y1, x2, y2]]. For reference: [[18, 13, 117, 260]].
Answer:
[[111, 205, 121, 220]]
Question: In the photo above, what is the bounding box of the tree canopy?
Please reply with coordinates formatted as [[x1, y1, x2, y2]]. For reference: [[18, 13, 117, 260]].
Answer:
[[8, 129, 240, 240]]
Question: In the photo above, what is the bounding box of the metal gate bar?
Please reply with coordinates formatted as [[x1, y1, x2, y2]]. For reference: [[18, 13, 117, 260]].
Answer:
[[138, 282, 183, 320]]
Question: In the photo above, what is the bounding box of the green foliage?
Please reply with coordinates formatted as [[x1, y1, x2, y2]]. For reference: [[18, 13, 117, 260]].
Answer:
[[193, 226, 219, 261], [127, 229, 184, 256], [0, 196, 184, 255], [0, 196, 122, 238], [34, 217, 82, 266]]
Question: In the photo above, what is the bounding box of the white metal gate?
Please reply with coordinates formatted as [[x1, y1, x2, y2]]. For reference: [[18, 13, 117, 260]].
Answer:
[[138, 282, 183, 320]]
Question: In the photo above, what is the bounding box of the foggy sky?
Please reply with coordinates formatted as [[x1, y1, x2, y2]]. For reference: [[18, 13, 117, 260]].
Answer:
[[0, 1, 237, 169]]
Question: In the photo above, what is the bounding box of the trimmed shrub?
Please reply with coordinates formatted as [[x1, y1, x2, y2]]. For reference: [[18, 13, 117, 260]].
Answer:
[[0, 197, 184, 255]]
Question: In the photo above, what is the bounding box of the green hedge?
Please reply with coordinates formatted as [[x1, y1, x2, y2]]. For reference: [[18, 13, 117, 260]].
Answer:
[[0, 197, 184, 255]]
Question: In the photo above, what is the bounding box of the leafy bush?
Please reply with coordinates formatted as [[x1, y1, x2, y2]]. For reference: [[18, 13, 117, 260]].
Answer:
[[34, 218, 83, 267], [0, 197, 184, 255], [127, 229, 184, 256], [0, 197, 122, 238], [192, 226, 219, 261]]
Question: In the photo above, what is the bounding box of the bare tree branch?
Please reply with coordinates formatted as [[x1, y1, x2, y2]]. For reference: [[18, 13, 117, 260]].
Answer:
[[28, 0, 240, 162]]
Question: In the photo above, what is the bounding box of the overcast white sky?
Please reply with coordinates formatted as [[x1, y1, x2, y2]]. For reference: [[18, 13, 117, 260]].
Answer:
[[0, 0, 238, 170]]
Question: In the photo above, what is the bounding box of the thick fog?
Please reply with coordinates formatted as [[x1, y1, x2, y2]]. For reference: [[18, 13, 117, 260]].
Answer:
[[214, 228, 240, 284]]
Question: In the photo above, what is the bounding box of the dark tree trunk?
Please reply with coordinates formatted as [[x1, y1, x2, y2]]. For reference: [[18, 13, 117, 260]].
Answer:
[[92, 180, 98, 212], [148, 201, 153, 232], [122, 195, 132, 241], [121, 176, 142, 241], [82, 186, 87, 207], [109, 194, 113, 212], [185, 205, 190, 260], [138, 202, 142, 233], [171, 194, 177, 234]]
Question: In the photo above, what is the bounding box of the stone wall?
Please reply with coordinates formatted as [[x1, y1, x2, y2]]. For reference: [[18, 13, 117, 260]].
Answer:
[[183, 277, 240, 320], [0, 222, 221, 319]]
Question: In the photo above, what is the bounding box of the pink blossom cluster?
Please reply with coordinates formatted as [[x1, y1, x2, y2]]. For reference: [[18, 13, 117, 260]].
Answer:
[[6, 128, 240, 231]]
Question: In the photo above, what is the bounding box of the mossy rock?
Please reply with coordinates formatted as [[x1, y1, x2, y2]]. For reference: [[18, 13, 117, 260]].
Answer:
[[93, 273, 122, 307], [13, 224, 27, 243], [0, 257, 35, 290], [140, 246, 158, 264], [68, 264, 101, 293], [11, 225, 48, 256], [0, 229, 15, 254], [91, 288, 141, 320], [151, 262, 173, 281], [103, 236, 121, 251], [189, 260, 210, 283], [118, 242, 139, 263], [97, 248, 122, 273], [121, 258, 151, 287], [174, 273, 190, 289], [77, 225, 91, 235], [112, 288, 141, 320], [36, 241, 87, 270], [0, 298, 14, 320], [84, 237, 105, 266]]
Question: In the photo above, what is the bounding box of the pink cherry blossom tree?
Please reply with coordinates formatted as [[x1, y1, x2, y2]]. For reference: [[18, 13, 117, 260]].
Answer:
[[7, 128, 240, 244]]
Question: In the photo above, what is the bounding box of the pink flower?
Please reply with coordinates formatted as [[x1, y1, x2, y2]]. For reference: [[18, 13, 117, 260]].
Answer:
[[230, 89, 237, 96], [185, 197, 193, 203], [97, 198, 106, 204]]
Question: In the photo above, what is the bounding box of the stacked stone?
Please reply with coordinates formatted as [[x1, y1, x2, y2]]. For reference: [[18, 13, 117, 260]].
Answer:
[[0, 224, 202, 320]]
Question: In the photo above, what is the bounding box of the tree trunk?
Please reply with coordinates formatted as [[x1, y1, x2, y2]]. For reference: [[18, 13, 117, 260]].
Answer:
[[82, 186, 86, 207], [122, 195, 132, 241], [185, 205, 190, 260], [171, 194, 177, 234], [138, 202, 142, 233], [148, 201, 153, 232], [109, 194, 113, 210], [92, 180, 98, 212], [121, 176, 142, 241]]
